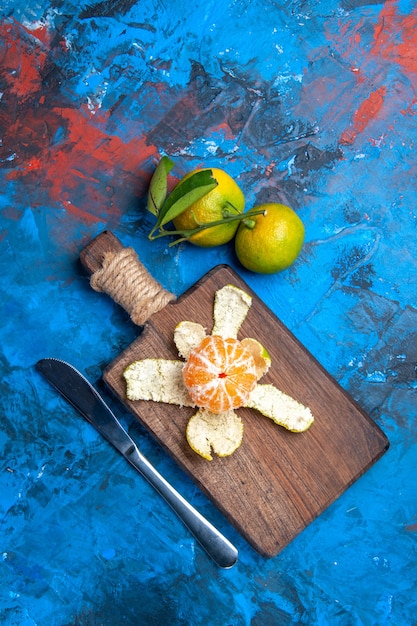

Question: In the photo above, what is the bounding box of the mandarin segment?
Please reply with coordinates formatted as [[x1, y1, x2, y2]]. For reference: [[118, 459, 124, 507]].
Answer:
[[183, 335, 258, 414]]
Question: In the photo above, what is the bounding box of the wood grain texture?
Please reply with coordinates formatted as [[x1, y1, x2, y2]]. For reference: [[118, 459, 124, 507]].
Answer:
[[81, 233, 389, 557], [80, 230, 125, 274]]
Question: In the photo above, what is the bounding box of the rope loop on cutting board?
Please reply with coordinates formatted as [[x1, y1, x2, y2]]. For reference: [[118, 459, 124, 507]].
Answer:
[[89, 247, 176, 325]]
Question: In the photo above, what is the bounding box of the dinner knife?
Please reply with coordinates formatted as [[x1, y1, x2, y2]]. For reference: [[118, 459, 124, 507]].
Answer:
[[36, 358, 238, 568]]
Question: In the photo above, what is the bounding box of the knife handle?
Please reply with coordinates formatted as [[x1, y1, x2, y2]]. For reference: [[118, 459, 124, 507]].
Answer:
[[128, 448, 238, 568]]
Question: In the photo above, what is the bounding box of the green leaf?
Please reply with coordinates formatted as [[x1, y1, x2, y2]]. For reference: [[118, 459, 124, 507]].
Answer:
[[157, 169, 218, 227], [146, 156, 174, 216]]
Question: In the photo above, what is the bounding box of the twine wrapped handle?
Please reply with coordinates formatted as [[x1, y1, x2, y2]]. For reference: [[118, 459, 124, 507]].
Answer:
[[80, 231, 176, 325]]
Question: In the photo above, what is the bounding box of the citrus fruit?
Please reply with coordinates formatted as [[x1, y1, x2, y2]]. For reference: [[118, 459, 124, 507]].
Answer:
[[172, 168, 245, 247], [182, 335, 258, 413], [235, 203, 305, 274], [123, 284, 314, 462]]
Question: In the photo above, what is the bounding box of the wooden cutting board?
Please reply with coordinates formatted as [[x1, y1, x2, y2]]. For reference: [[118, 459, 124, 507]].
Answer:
[[81, 232, 389, 557]]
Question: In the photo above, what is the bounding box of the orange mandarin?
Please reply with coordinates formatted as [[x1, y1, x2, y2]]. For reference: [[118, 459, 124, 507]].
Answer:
[[182, 335, 258, 413]]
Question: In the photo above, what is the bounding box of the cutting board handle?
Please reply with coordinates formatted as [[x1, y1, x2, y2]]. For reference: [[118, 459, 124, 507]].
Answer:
[[80, 231, 176, 325]]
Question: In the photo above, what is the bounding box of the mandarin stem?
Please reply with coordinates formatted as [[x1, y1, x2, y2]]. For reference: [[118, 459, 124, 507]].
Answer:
[[148, 208, 265, 244]]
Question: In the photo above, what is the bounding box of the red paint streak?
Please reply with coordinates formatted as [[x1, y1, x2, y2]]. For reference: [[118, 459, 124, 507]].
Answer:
[[329, 4, 417, 145], [1, 19, 159, 227], [400, 97, 417, 116], [337, 18, 354, 43], [340, 86, 387, 145], [371, 4, 417, 76], [212, 121, 235, 140], [405, 522, 417, 532], [7, 104, 157, 224], [0, 21, 49, 100], [21, 21, 53, 47]]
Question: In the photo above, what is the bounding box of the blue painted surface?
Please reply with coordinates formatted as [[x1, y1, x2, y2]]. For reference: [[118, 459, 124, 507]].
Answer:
[[1, 1, 416, 624]]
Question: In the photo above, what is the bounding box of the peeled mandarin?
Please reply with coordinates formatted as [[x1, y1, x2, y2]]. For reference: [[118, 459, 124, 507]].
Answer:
[[183, 335, 258, 413]]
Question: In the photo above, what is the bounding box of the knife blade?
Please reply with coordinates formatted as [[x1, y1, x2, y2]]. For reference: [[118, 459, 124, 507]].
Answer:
[[36, 358, 238, 568]]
